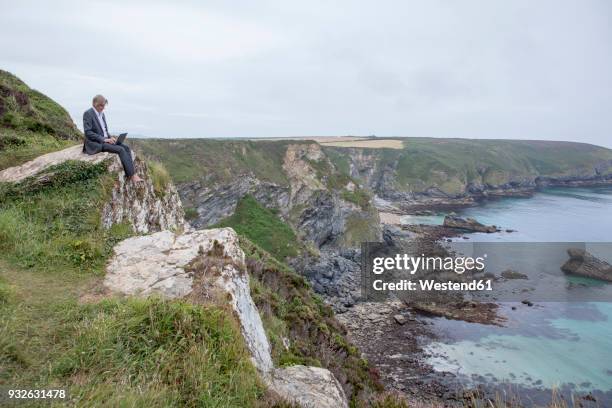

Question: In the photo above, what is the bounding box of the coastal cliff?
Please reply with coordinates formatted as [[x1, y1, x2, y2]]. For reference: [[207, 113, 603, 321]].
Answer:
[[133, 137, 612, 311], [323, 139, 612, 210], [134, 137, 612, 218], [0, 71, 382, 407]]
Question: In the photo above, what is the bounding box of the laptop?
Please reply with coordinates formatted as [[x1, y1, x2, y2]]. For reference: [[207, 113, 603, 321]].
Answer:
[[116, 133, 128, 144]]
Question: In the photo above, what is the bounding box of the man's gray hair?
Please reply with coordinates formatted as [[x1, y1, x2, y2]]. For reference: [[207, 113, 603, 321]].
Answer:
[[92, 94, 107, 105]]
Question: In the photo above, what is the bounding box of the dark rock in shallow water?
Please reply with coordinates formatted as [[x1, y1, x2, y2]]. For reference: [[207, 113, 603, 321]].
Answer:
[[501, 269, 529, 280], [382, 224, 413, 246], [561, 248, 612, 282], [443, 215, 498, 233]]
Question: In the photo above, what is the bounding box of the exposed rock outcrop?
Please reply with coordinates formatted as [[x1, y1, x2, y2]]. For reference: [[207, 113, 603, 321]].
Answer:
[[176, 142, 381, 311], [104, 227, 274, 372], [0, 145, 185, 234], [283, 143, 327, 205], [443, 215, 499, 233], [101, 158, 184, 233], [297, 248, 362, 312], [0, 144, 99, 182], [269, 365, 349, 408], [561, 248, 612, 282], [104, 227, 349, 408]]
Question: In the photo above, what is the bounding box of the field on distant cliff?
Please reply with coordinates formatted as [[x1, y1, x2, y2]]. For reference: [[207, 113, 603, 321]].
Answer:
[[317, 138, 404, 149]]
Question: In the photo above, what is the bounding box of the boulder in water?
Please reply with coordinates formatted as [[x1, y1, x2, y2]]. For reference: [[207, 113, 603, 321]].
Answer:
[[443, 215, 498, 233], [561, 248, 612, 282]]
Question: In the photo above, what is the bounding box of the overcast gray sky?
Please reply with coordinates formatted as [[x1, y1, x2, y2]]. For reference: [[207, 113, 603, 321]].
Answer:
[[1, 0, 611, 146]]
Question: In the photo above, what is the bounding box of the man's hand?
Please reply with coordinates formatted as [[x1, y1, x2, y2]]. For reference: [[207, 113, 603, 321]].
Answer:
[[104, 137, 117, 144]]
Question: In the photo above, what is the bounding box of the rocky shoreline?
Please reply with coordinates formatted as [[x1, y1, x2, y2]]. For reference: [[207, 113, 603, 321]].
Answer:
[[163, 139, 612, 406], [335, 200, 612, 407], [390, 178, 612, 215], [330, 218, 509, 406]]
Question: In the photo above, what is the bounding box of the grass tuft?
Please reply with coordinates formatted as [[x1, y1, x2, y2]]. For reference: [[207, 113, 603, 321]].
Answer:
[[147, 159, 171, 198]]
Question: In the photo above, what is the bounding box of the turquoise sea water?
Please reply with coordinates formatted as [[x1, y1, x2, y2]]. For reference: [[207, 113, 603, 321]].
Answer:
[[416, 187, 612, 405]]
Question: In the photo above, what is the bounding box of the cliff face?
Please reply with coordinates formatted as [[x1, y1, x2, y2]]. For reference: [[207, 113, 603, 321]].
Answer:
[[0, 144, 185, 234], [104, 227, 349, 408], [324, 140, 612, 210], [134, 136, 612, 311], [137, 137, 612, 216], [1, 144, 353, 408], [168, 141, 381, 311], [178, 142, 380, 249], [100, 155, 185, 233]]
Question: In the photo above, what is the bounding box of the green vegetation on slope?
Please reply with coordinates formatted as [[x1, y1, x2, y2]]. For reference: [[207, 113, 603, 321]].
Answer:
[[0, 159, 266, 407], [0, 160, 131, 272], [0, 70, 81, 170], [147, 159, 171, 198], [135, 136, 612, 200], [54, 297, 261, 407], [215, 195, 302, 261], [241, 238, 382, 405], [132, 138, 307, 185], [324, 138, 612, 195], [0, 266, 263, 407]]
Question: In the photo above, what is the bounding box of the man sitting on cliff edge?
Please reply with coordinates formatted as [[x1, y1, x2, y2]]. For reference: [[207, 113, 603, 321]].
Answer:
[[82, 94, 143, 182]]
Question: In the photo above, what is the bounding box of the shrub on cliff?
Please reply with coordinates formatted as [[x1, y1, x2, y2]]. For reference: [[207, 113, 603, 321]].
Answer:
[[147, 159, 171, 198]]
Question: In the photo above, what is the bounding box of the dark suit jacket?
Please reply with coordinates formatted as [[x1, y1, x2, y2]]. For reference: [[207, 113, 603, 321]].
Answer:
[[82, 107, 108, 154]]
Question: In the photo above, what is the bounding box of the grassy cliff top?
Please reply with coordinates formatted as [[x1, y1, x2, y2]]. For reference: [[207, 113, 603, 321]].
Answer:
[[132, 138, 312, 185], [0, 70, 81, 140], [390, 138, 612, 193], [0, 158, 380, 407], [0, 70, 81, 170], [134, 137, 612, 194]]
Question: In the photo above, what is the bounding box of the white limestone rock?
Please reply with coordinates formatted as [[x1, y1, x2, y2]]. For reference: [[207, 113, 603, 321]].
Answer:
[[104, 227, 274, 373], [0, 144, 104, 183], [268, 365, 349, 408], [100, 156, 185, 234]]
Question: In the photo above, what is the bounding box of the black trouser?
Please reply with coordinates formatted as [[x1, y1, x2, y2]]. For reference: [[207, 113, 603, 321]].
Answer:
[[101, 142, 135, 177]]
